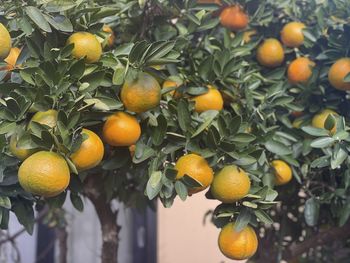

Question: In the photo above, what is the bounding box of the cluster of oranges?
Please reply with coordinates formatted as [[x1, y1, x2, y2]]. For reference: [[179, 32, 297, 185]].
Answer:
[[174, 150, 291, 260]]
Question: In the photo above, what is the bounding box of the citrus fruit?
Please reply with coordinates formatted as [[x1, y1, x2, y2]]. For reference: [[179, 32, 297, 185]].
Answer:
[[211, 165, 251, 203], [175, 153, 213, 194], [292, 118, 304, 129], [103, 25, 115, 48], [121, 72, 161, 113], [70, 129, 104, 171], [312, 109, 338, 134], [3, 47, 20, 71], [288, 57, 315, 84], [18, 151, 70, 197], [162, 78, 182, 97], [192, 86, 224, 113], [0, 23, 11, 59], [30, 109, 58, 129], [102, 112, 141, 146], [9, 135, 36, 160], [243, 29, 257, 43], [291, 111, 303, 118], [271, 160, 292, 186], [218, 222, 258, 260], [220, 5, 249, 31], [328, 58, 350, 90], [281, 22, 306, 48], [257, 38, 284, 68], [66, 32, 102, 63]]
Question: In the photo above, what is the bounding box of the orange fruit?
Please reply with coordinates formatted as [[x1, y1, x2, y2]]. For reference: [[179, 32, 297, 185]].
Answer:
[[271, 160, 292, 186], [211, 165, 251, 203], [9, 135, 36, 160], [243, 29, 257, 43], [220, 5, 249, 31], [121, 72, 161, 113], [162, 78, 182, 97], [18, 151, 70, 197], [328, 58, 350, 90], [281, 22, 306, 48], [192, 86, 224, 113], [312, 109, 338, 134], [292, 118, 304, 129], [288, 57, 315, 84], [257, 38, 284, 68], [30, 109, 58, 129], [102, 112, 141, 146], [175, 153, 213, 194], [66, 32, 102, 63], [70, 129, 104, 171], [3, 47, 20, 71], [218, 222, 258, 260], [291, 111, 303, 118], [0, 23, 11, 59], [103, 25, 115, 48]]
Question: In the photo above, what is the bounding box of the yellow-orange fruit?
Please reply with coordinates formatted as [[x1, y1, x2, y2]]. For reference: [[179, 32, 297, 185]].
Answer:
[[102, 112, 141, 146], [103, 25, 116, 48], [220, 5, 249, 31], [66, 32, 102, 63], [272, 160, 292, 186], [288, 57, 315, 84], [312, 109, 338, 134], [281, 22, 306, 48], [257, 38, 285, 68], [70, 129, 104, 171], [328, 58, 350, 90], [0, 23, 11, 59], [192, 86, 224, 113]]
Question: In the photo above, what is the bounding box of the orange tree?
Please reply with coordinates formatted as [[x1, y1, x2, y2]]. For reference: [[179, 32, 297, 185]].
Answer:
[[1, 0, 350, 262]]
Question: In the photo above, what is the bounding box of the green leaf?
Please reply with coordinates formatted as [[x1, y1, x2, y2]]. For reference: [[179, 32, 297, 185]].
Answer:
[[234, 208, 251, 232], [177, 99, 191, 132], [25, 6, 52, 32], [146, 171, 163, 200], [12, 201, 35, 234], [192, 110, 218, 138], [152, 115, 167, 146], [254, 209, 273, 224], [175, 181, 188, 201], [310, 137, 334, 148], [232, 133, 256, 143], [265, 140, 292, 155], [301, 126, 329, 136], [0, 197, 11, 209], [113, 66, 125, 85], [70, 193, 84, 212], [181, 175, 203, 188], [304, 197, 319, 227]]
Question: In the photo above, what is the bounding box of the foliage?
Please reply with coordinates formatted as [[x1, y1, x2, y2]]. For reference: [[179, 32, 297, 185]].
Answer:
[[0, 0, 350, 262]]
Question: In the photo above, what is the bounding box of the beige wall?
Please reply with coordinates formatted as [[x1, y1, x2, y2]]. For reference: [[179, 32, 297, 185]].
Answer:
[[157, 192, 241, 263]]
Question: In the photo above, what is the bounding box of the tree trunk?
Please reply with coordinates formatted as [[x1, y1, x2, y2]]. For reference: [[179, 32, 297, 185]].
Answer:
[[84, 175, 120, 263], [56, 226, 68, 263]]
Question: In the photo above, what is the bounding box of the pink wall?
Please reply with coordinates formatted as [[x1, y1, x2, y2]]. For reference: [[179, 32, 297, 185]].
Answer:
[[157, 192, 243, 263]]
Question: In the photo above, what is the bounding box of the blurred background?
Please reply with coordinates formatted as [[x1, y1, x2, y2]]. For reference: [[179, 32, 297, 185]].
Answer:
[[0, 193, 237, 263]]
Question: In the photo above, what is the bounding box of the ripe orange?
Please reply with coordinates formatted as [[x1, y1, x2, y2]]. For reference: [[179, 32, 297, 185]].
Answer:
[[66, 32, 102, 63], [30, 109, 58, 129], [292, 118, 304, 129], [3, 47, 20, 71], [220, 5, 249, 31], [288, 57, 315, 84], [102, 112, 141, 146], [312, 109, 338, 134], [291, 111, 304, 118], [257, 38, 284, 68], [121, 72, 161, 113], [70, 129, 104, 171], [129, 144, 136, 158], [211, 165, 251, 203], [218, 222, 258, 260], [18, 151, 70, 197], [175, 153, 213, 194], [9, 135, 36, 160], [192, 86, 224, 113], [271, 160, 292, 186], [0, 23, 11, 59], [103, 25, 115, 48], [243, 29, 257, 43], [328, 58, 350, 90], [281, 22, 306, 48]]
